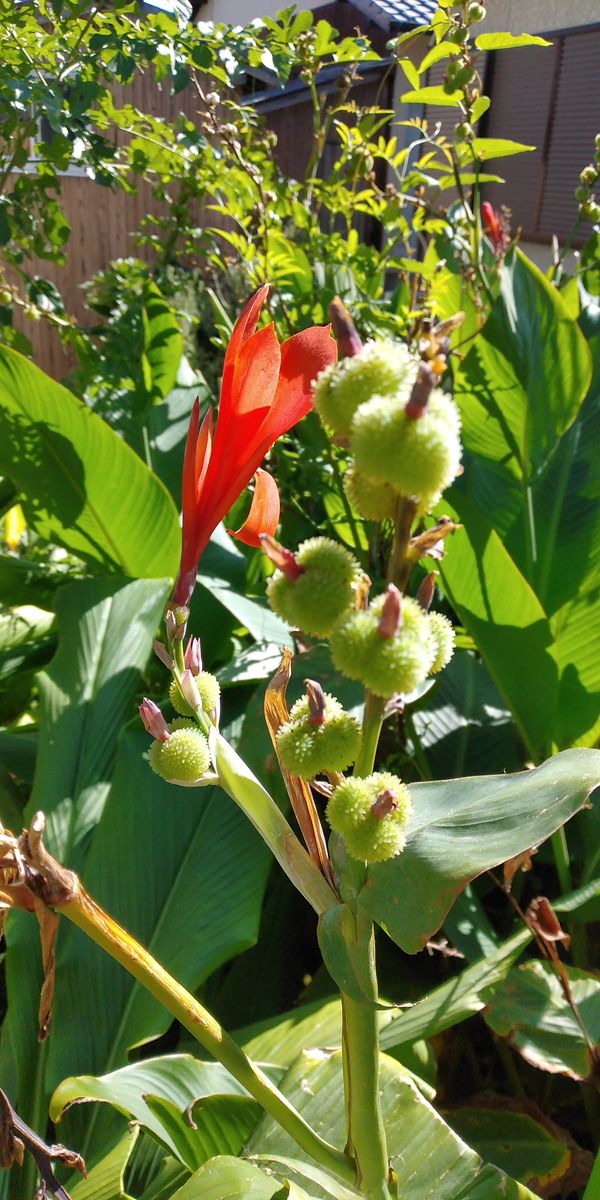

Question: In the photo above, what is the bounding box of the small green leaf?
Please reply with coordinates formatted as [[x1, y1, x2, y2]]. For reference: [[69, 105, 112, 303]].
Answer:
[[141, 281, 183, 405], [468, 138, 536, 160], [401, 85, 462, 107], [475, 33, 552, 50], [69, 1126, 139, 1200]]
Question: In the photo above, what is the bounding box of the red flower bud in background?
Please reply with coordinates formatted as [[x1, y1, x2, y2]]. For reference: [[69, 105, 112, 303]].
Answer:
[[481, 201, 510, 256], [173, 285, 337, 607]]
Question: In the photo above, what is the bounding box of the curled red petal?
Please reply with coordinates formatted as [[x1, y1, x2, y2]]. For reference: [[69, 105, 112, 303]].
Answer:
[[256, 325, 337, 451], [229, 468, 281, 548]]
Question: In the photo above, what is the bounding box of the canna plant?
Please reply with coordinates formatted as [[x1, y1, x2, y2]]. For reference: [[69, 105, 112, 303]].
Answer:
[[1, 287, 599, 1200]]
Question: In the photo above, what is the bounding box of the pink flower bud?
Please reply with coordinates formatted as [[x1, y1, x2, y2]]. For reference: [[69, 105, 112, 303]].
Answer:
[[260, 534, 304, 580], [180, 669, 201, 711], [377, 584, 402, 639], [153, 639, 175, 670], [329, 297, 363, 358], [165, 606, 188, 644], [184, 636, 203, 676], [305, 678, 327, 726], [139, 698, 170, 742], [416, 572, 437, 612]]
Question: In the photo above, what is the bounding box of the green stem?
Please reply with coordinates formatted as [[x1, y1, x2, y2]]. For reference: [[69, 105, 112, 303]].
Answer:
[[551, 826, 572, 895], [61, 887, 355, 1186], [355, 692, 386, 778], [341, 918, 391, 1200]]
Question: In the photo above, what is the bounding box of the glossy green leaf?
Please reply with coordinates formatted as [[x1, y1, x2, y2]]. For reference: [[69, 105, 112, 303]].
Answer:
[[467, 139, 536, 160], [46, 723, 271, 1095], [69, 1126, 139, 1200], [359, 749, 600, 952], [0, 345, 180, 577], [141, 281, 183, 404], [51, 1055, 251, 1157], [484, 961, 600, 1080], [401, 85, 462, 106], [145, 1094, 261, 1171], [438, 493, 558, 759], [443, 1106, 572, 1195], [248, 1050, 541, 1199], [475, 33, 552, 50], [169, 1156, 283, 1200]]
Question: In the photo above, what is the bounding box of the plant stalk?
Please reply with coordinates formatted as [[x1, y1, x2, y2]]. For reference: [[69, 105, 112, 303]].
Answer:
[[60, 886, 356, 1186]]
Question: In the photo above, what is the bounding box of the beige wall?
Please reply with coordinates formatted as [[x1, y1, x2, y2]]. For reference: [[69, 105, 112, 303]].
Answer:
[[481, 0, 598, 34]]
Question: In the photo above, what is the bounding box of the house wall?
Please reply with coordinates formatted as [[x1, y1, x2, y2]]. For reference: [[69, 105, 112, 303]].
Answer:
[[481, 1, 598, 34]]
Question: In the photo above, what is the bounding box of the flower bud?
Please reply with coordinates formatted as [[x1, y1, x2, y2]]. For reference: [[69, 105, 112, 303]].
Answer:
[[153, 640, 175, 670], [350, 387, 461, 503], [330, 594, 435, 698], [139, 698, 170, 742], [184, 636, 203, 675], [416, 572, 437, 612], [277, 691, 362, 778], [326, 772, 412, 863], [329, 297, 363, 358], [344, 465, 398, 521], [148, 724, 211, 782], [267, 537, 360, 638], [312, 340, 415, 437], [427, 611, 456, 673], [170, 671, 220, 717]]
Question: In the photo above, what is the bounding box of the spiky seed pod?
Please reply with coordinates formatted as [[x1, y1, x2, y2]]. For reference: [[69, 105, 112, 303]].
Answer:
[[312, 340, 415, 437], [351, 389, 462, 502], [276, 693, 362, 778], [330, 594, 435, 698], [427, 611, 456, 674], [169, 672, 220, 717], [267, 537, 360, 638], [326, 772, 412, 863], [148, 726, 211, 782], [344, 464, 398, 522]]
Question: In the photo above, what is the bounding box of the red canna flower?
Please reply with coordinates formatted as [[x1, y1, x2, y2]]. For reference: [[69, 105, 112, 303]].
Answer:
[[173, 284, 337, 607]]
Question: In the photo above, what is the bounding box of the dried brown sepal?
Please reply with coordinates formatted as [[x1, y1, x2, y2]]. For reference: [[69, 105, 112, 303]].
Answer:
[[305, 679, 327, 725], [34, 897, 59, 1042], [416, 571, 437, 612], [0, 1087, 85, 1199], [526, 896, 571, 948], [354, 571, 371, 611], [265, 650, 335, 888], [503, 845, 537, 892], [409, 516, 461, 563]]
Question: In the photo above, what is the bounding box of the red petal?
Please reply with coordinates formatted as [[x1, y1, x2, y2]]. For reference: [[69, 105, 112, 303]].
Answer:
[[220, 285, 270, 427], [194, 406, 214, 502], [229, 468, 280, 548], [257, 325, 337, 448]]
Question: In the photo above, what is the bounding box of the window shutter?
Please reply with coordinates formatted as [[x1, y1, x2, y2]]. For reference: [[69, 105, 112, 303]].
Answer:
[[481, 42, 558, 236], [538, 28, 600, 240]]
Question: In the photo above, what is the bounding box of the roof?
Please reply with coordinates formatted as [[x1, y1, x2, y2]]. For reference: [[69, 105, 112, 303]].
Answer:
[[349, 0, 438, 30]]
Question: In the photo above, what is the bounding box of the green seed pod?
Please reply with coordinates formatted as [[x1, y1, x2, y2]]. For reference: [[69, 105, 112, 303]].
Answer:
[[455, 121, 473, 141], [344, 464, 398, 521], [351, 388, 461, 502], [326, 772, 412, 863], [277, 693, 362, 778], [267, 537, 360, 638], [330, 594, 435, 698], [148, 726, 211, 782], [170, 672, 220, 717], [582, 199, 600, 223], [427, 611, 456, 673], [467, 2, 486, 21], [580, 165, 598, 187], [575, 185, 590, 203], [312, 340, 415, 437]]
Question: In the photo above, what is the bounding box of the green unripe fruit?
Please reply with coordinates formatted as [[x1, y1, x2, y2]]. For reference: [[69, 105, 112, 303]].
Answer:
[[267, 537, 360, 638], [277, 694, 362, 778], [467, 2, 486, 21], [580, 165, 598, 187], [327, 772, 412, 863], [427, 611, 455, 673], [576, 185, 590, 203], [455, 122, 473, 141], [330, 594, 435, 698], [351, 388, 462, 502], [582, 199, 600, 223], [312, 340, 415, 437], [148, 727, 211, 782], [454, 65, 475, 88], [344, 464, 398, 521], [169, 671, 220, 717], [448, 26, 468, 44]]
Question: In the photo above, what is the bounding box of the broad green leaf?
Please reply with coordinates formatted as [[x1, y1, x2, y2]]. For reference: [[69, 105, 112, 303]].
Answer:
[[69, 1126, 139, 1200], [437, 493, 558, 758], [0, 553, 74, 608], [46, 723, 271, 1096], [359, 749, 600, 952], [50, 1055, 251, 1157], [248, 1050, 541, 1199], [443, 1106, 571, 1196], [467, 138, 536, 160], [0, 345, 180, 577], [475, 33, 552, 50], [484, 961, 600, 1080], [141, 281, 183, 405], [217, 642, 283, 687], [401, 85, 462, 106], [0, 577, 169, 1133], [169, 1157, 282, 1200], [145, 1094, 261, 1171], [380, 928, 531, 1049]]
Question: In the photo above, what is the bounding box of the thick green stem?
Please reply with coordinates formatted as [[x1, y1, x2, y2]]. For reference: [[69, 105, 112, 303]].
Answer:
[[61, 886, 355, 1186], [355, 692, 386, 778], [341, 918, 391, 1200]]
